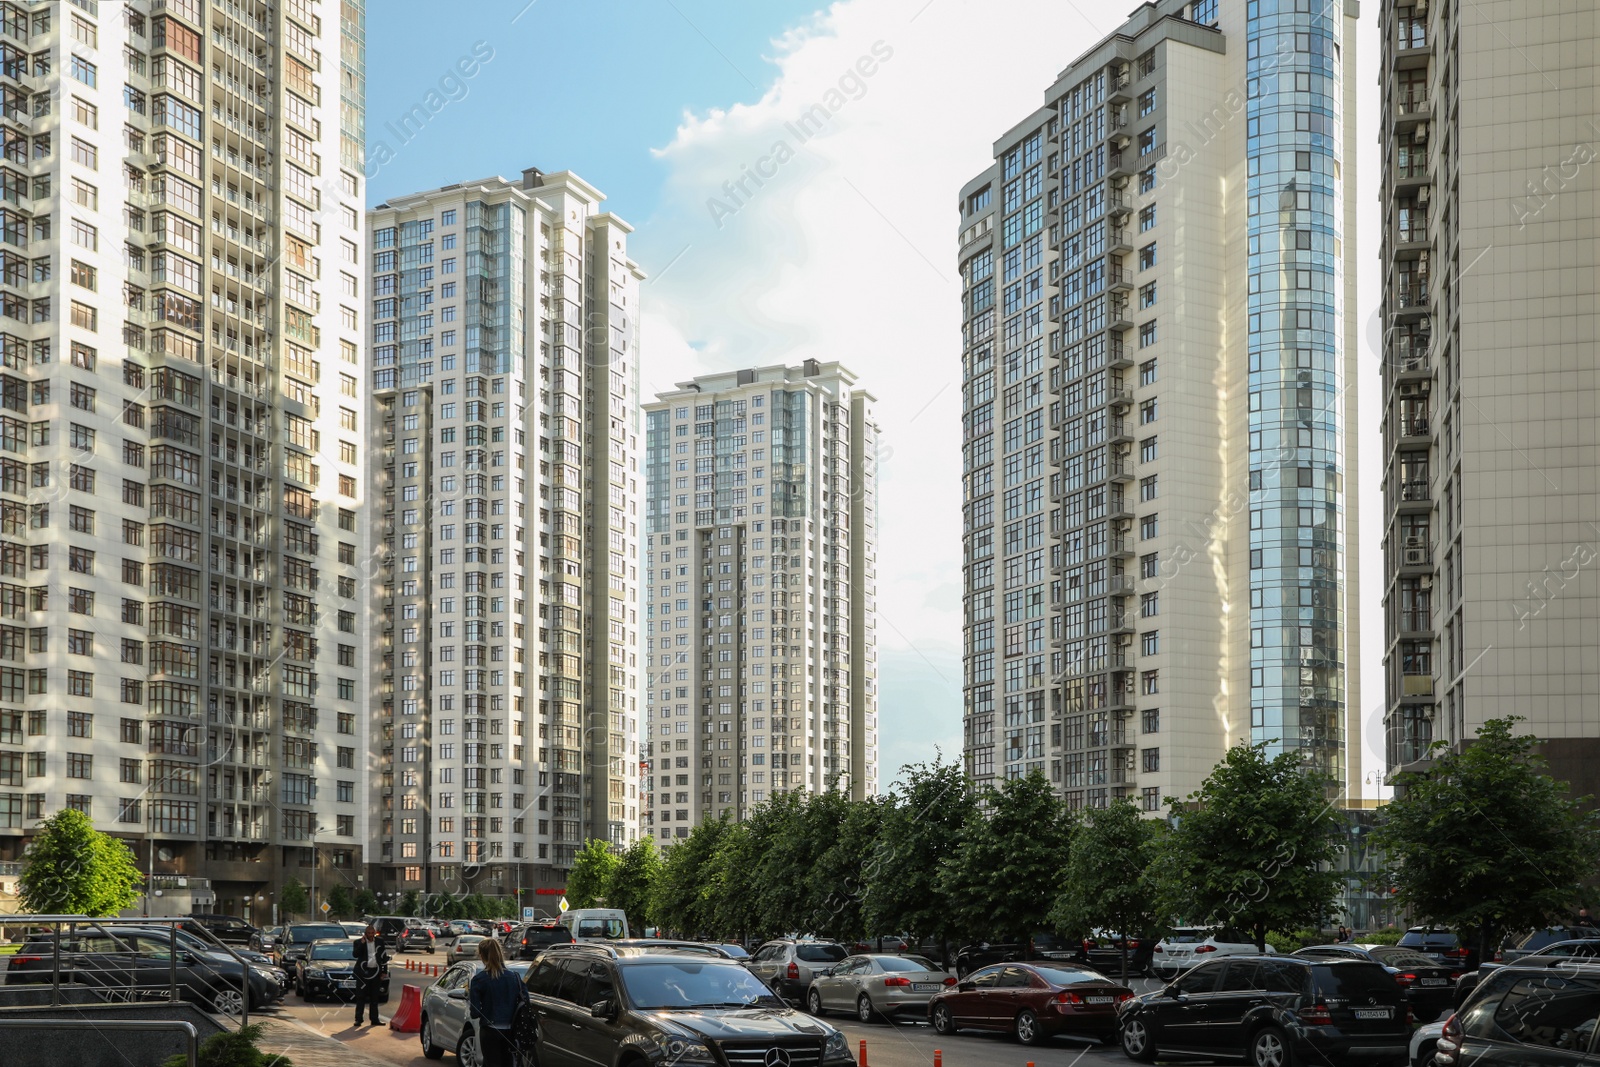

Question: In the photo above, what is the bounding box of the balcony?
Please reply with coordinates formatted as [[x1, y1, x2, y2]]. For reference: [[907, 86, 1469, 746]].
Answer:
[[1398, 609, 1434, 635], [1394, 91, 1430, 125], [1398, 480, 1432, 503], [1106, 189, 1131, 218], [1108, 417, 1133, 444], [1108, 68, 1132, 103], [1391, 335, 1431, 377], [1109, 611, 1134, 635], [1107, 453, 1133, 482], [1107, 339, 1132, 368], [1106, 386, 1133, 410], [1107, 263, 1134, 293], [1395, 218, 1430, 251], [1108, 227, 1133, 255], [1107, 574, 1135, 596], [1108, 150, 1133, 179], [1399, 417, 1432, 442], [1107, 495, 1133, 521], [1108, 299, 1133, 332], [1396, 539, 1434, 570], [1394, 282, 1429, 312]]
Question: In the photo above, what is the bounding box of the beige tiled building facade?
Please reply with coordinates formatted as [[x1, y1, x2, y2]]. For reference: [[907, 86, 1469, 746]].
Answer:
[[368, 169, 646, 900], [1380, 1, 1600, 789], [643, 362, 879, 837], [0, 0, 371, 921], [960, 0, 1365, 809]]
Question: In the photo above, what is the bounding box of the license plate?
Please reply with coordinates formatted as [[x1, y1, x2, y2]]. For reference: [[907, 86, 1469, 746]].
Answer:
[[1087, 996, 1114, 1004], [1420, 978, 1447, 986], [1353, 1008, 1390, 1020], [912, 984, 939, 993], [338, 980, 355, 989]]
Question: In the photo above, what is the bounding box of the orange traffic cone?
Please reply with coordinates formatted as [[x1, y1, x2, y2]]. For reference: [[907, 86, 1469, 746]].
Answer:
[[859, 1041, 867, 1067], [934, 1052, 941, 1067]]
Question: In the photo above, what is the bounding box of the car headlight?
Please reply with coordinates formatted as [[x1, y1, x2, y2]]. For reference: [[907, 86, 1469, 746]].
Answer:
[[662, 1039, 716, 1064], [824, 1031, 852, 1063]]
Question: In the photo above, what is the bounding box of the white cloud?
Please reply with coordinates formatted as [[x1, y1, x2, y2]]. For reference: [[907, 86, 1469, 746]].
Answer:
[[631, 0, 1386, 797]]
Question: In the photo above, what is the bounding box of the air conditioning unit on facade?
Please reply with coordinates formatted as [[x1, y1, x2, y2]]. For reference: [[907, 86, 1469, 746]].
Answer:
[[1418, 185, 1431, 204], [1415, 123, 1429, 143], [1403, 548, 1429, 566]]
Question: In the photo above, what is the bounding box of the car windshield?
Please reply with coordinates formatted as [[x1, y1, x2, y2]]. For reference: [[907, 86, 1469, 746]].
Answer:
[[620, 961, 785, 1010], [879, 956, 939, 972], [1031, 933, 1066, 949], [311, 943, 355, 960], [575, 918, 627, 939], [290, 925, 346, 943], [1369, 948, 1439, 968], [1032, 966, 1108, 986], [797, 945, 848, 963]]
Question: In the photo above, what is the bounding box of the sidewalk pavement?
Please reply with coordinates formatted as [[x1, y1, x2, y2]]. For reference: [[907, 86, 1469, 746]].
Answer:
[[254, 1014, 422, 1067]]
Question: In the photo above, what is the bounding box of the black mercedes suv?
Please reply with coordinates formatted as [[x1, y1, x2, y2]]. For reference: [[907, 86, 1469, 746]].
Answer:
[[1118, 955, 1410, 1067], [523, 944, 858, 1067]]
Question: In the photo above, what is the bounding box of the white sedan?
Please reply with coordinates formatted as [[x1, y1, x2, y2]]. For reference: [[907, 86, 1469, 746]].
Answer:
[[1150, 928, 1275, 980], [806, 954, 953, 1022]]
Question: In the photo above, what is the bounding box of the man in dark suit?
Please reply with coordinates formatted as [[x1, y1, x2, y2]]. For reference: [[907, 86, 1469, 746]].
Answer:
[[352, 924, 390, 1026]]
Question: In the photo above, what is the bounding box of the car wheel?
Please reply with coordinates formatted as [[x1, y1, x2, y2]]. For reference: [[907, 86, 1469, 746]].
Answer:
[[857, 995, 877, 1024], [1015, 1008, 1042, 1045], [807, 988, 824, 1015], [458, 1030, 484, 1067], [211, 986, 245, 1017], [1250, 1026, 1292, 1067], [932, 1003, 958, 1035], [1121, 1018, 1157, 1063], [1416, 1040, 1438, 1067], [420, 1017, 445, 1060]]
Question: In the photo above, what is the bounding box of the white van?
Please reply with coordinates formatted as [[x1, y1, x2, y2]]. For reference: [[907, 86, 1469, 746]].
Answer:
[[557, 908, 629, 941]]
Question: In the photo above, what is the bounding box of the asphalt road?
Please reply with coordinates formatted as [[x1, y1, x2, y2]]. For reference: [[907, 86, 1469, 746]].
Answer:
[[258, 950, 1173, 1067]]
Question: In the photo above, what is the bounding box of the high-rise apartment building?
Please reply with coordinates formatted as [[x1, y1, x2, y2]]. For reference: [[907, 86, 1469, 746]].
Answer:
[[367, 168, 645, 900], [0, 0, 370, 919], [1380, 3, 1600, 791], [642, 362, 878, 840], [959, 0, 1362, 809]]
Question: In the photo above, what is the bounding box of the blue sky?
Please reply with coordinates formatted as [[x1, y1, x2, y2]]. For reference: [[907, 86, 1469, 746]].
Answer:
[[364, 0, 1387, 791], [365, 0, 823, 215]]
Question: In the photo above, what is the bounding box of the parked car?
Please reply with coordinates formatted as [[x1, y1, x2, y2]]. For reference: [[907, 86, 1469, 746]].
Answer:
[[1150, 928, 1274, 980], [419, 959, 533, 1063], [509, 921, 575, 961], [1295, 944, 1457, 1022], [930, 961, 1131, 1045], [1433, 963, 1600, 1067], [1398, 927, 1472, 967], [1499, 925, 1600, 964], [1078, 930, 1156, 977], [608, 939, 730, 959], [339, 921, 368, 938], [1454, 937, 1600, 1006], [4, 927, 286, 1016], [1411, 1017, 1447, 1067], [249, 926, 284, 960], [445, 934, 486, 966], [849, 936, 909, 954], [280, 922, 352, 974], [299, 938, 392, 1002], [809, 954, 953, 1022], [954, 933, 1078, 977], [714, 943, 752, 964], [516, 945, 855, 1067], [749, 939, 851, 1002], [186, 914, 261, 947], [364, 916, 437, 954], [1118, 955, 1411, 1067]]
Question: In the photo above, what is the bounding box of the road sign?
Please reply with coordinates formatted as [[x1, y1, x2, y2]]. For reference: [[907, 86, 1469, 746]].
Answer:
[[558, 896, 569, 913], [320, 902, 330, 914], [522, 907, 535, 921]]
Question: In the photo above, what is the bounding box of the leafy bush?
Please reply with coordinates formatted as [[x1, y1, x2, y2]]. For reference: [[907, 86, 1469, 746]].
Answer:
[[160, 1024, 292, 1067], [1264, 928, 1326, 953], [1361, 928, 1404, 945]]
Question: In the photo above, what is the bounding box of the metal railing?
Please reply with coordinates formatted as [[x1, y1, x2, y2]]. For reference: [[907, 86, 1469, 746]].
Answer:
[[0, 914, 255, 1026], [0, 1018, 197, 1067]]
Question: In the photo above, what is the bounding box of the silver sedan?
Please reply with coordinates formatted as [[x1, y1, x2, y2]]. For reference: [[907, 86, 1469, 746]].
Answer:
[[807, 954, 952, 1022], [446, 934, 487, 966], [420, 960, 531, 1065]]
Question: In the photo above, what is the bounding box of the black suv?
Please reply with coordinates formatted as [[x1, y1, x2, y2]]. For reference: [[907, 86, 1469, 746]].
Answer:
[[953, 933, 1078, 977], [1436, 963, 1600, 1066], [186, 914, 260, 946], [510, 921, 574, 961], [364, 915, 435, 953], [524, 944, 857, 1067], [1118, 955, 1410, 1067]]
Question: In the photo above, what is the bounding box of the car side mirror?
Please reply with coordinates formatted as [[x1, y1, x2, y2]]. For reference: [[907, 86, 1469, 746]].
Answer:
[[1163, 987, 1186, 1000], [589, 999, 616, 1020], [957, 982, 975, 992], [446, 988, 468, 1000]]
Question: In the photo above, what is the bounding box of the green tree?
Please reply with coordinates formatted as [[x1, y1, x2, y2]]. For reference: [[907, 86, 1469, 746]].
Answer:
[[397, 889, 421, 917], [1374, 717, 1600, 962], [1162, 743, 1344, 951], [1050, 799, 1166, 980], [567, 838, 620, 908], [278, 877, 310, 920], [759, 790, 843, 936], [655, 817, 732, 936], [865, 755, 979, 964], [354, 888, 380, 916], [811, 795, 890, 943], [17, 809, 143, 917], [325, 884, 354, 920], [938, 772, 1075, 947], [609, 836, 663, 935]]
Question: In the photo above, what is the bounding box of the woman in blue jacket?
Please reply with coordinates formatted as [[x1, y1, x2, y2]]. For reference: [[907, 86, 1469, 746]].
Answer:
[[469, 937, 529, 1067]]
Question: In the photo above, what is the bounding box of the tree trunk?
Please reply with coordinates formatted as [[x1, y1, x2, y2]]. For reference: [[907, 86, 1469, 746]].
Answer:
[[1254, 922, 1267, 953]]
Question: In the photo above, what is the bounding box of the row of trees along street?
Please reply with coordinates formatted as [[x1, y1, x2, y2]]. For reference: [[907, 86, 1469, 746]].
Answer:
[[8, 716, 1597, 977], [563, 718, 1600, 978]]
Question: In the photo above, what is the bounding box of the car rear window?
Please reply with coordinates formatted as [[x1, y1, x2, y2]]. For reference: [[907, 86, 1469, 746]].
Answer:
[[1031, 966, 1107, 986], [879, 956, 938, 972], [1167, 929, 1206, 944], [798, 945, 848, 963], [1369, 948, 1440, 969], [1519, 929, 1589, 951], [290, 925, 346, 942], [1401, 930, 1459, 948], [525, 927, 571, 946], [1315, 962, 1404, 1000]]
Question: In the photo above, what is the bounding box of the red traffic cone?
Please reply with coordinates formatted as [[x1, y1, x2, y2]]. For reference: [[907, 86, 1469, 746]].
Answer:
[[389, 983, 423, 1033]]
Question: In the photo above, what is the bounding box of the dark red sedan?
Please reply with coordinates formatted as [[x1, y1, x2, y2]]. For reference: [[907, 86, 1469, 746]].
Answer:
[[927, 961, 1133, 1045]]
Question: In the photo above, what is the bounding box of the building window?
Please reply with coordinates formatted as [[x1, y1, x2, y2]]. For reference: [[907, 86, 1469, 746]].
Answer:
[[67, 752, 92, 778], [1139, 204, 1156, 232], [1139, 398, 1157, 424], [1138, 243, 1157, 270], [1141, 787, 1161, 812], [1140, 436, 1157, 462], [1141, 631, 1159, 657], [1140, 514, 1158, 540], [1140, 552, 1159, 580], [1139, 359, 1157, 386], [1141, 670, 1159, 696], [1142, 708, 1160, 734], [1139, 475, 1158, 502], [1142, 747, 1160, 773], [1140, 591, 1159, 617]]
